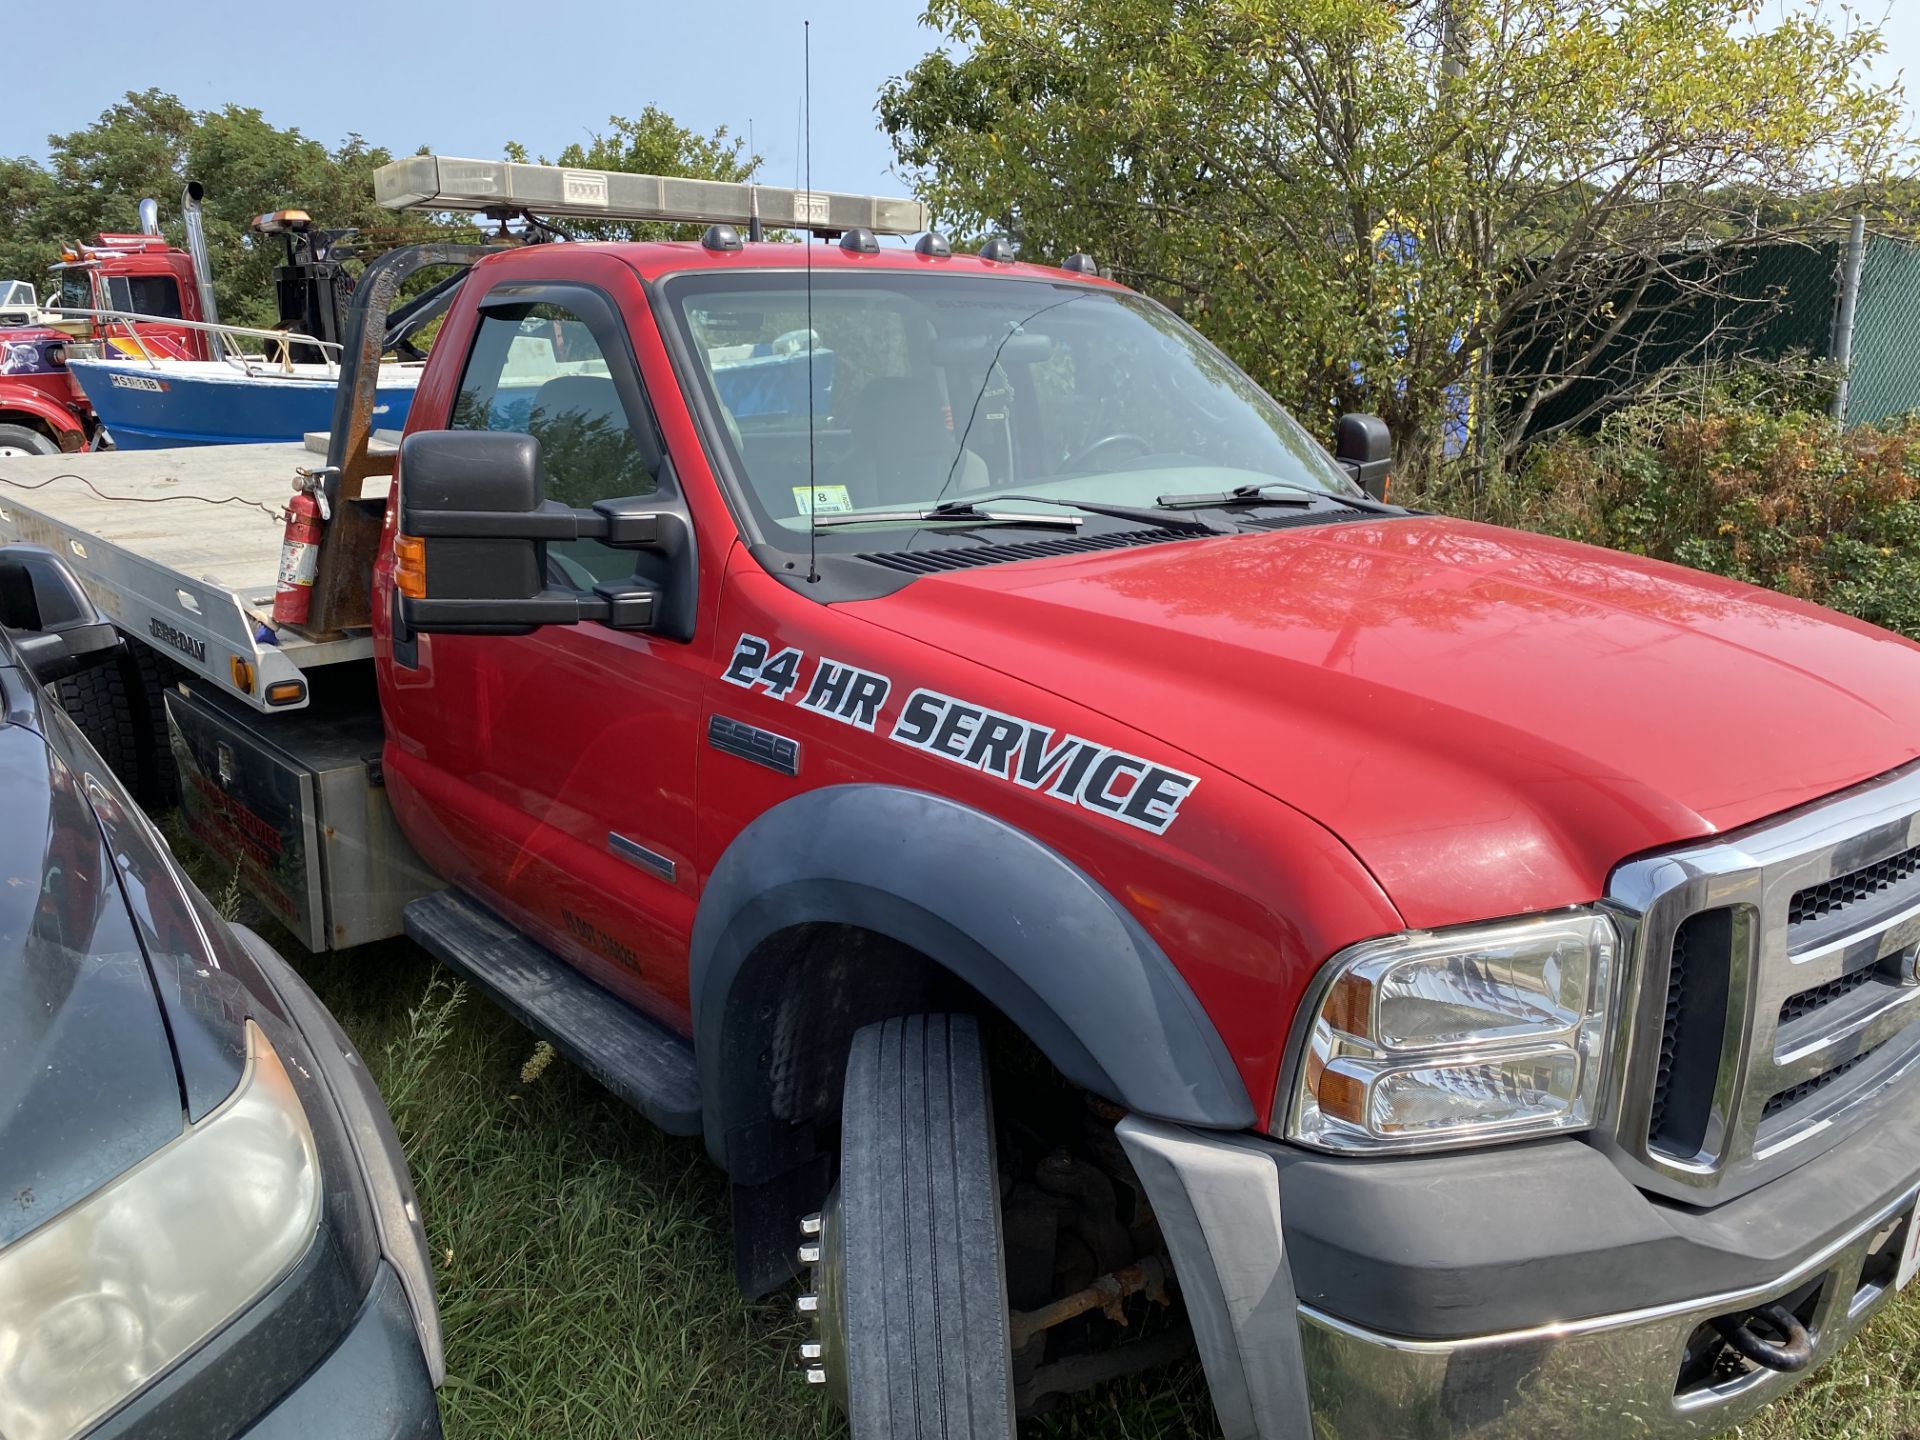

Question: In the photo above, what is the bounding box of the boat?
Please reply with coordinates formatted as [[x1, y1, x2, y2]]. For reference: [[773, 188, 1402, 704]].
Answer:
[[57, 186, 454, 449], [66, 355, 424, 449]]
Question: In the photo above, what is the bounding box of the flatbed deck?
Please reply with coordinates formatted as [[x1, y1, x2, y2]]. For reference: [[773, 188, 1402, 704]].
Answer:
[[0, 440, 392, 711]]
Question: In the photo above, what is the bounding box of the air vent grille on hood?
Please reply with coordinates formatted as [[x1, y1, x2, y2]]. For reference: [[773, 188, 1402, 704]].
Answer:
[[1239, 507, 1373, 530], [857, 527, 1196, 575]]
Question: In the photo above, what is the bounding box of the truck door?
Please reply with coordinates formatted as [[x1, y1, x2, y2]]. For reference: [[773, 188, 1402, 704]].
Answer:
[[392, 267, 705, 1027]]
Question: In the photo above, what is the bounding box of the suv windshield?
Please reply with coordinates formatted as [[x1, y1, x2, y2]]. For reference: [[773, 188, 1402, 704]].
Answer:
[[661, 270, 1356, 538]]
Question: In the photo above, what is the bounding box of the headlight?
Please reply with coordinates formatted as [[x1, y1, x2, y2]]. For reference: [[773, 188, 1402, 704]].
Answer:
[[0, 1021, 321, 1440], [1286, 912, 1617, 1152]]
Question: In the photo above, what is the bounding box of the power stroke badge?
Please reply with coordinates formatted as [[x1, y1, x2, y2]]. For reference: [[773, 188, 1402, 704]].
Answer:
[[720, 633, 1199, 835]]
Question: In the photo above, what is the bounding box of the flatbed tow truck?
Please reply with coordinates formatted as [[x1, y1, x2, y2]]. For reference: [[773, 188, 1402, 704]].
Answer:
[[7, 155, 1920, 1440]]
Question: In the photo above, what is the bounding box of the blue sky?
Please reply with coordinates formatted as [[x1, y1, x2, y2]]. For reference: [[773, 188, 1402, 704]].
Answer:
[[3, 0, 1913, 204], [1, 0, 943, 198]]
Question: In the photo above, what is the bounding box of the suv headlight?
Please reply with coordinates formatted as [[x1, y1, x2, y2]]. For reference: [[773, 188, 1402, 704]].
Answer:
[[1286, 912, 1618, 1152], [0, 1021, 321, 1440]]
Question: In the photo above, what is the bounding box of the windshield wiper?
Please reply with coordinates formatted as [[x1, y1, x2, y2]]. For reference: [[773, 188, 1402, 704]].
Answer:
[[1156, 481, 1399, 516], [809, 505, 1084, 530], [966, 494, 1228, 532]]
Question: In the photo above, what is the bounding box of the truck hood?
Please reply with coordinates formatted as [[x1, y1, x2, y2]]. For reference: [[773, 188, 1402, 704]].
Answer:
[[849, 517, 1920, 928], [0, 720, 182, 1248]]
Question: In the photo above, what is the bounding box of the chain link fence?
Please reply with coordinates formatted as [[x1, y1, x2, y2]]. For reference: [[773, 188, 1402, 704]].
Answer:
[[1496, 226, 1920, 441], [1845, 234, 1920, 428]]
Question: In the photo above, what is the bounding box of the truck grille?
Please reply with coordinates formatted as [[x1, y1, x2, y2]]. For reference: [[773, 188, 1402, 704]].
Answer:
[[1606, 761, 1920, 1204], [1788, 843, 1920, 929]]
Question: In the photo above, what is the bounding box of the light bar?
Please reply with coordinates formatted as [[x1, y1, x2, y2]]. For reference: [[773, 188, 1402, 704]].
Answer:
[[374, 154, 929, 235]]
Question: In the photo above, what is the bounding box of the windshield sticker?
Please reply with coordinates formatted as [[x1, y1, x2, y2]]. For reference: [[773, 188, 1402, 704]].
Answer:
[[791, 484, 854, 515], [719, 633, 1199, 834]]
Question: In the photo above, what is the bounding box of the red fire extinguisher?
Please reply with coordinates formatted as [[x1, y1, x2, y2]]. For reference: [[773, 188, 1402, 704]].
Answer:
[[274, 485, 325, 626]]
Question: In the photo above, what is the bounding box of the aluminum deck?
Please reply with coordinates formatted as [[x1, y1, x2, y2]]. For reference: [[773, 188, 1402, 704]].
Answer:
[[0, 438, 393, 711]]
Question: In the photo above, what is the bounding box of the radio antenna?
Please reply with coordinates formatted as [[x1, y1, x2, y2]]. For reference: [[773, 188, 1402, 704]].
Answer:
[[804, 18, 820, 584]]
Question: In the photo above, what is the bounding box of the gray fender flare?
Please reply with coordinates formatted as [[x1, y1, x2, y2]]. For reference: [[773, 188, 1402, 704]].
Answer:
[[690, 784, 1254, 1171]]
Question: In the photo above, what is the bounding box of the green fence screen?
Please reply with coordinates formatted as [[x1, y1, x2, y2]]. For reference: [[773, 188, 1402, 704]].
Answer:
[[1495, 228, 1920, 439], [1846, 235, 1920, 428]]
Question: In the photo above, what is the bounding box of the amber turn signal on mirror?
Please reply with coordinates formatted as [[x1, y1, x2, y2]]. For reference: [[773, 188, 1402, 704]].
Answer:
[[394, 534, 426, 599]]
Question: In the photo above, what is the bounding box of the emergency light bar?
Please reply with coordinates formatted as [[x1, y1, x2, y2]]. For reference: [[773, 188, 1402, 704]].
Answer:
[[373, 155, 929, 236]]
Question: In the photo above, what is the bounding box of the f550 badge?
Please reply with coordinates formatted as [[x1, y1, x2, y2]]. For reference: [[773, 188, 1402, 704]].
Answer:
[[721, 633, 1199, 835]]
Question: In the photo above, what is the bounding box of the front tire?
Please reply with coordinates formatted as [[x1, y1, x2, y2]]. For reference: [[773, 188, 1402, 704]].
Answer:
[[0, 422, 58, 457], [824, 1014, 1016, 1439]]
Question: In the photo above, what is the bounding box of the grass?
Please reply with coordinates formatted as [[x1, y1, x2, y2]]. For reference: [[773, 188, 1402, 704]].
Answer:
[[180, 840, 1920, 1439]]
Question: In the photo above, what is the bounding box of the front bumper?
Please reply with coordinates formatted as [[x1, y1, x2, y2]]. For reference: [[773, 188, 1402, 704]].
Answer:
[[1117, 1106, 1920, 1440], [241, 1264, 441, 1439]]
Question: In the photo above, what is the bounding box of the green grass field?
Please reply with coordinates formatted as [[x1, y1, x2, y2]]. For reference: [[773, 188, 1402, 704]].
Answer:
[[186, 842, 1920, 1440]]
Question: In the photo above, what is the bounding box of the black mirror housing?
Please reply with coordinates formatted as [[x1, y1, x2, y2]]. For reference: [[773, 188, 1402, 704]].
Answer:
[[0, 544, 122, 684], [396, 429, 694, 640], [1335, 413, 1393, 500]]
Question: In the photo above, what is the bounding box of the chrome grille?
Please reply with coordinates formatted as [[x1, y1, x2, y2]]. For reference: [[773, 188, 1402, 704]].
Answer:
[[1604, 761, 1920, 1204], [1778, 966, 1879, 1027], [1788, 844, 1920, 930]]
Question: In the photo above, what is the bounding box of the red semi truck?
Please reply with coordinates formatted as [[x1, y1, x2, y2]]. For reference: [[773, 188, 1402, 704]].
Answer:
[[0, 193, 219, 453], [5, 155, 1920, 1440]]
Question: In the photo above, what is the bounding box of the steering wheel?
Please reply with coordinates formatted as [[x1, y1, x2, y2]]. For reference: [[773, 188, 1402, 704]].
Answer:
[[1059, 432, 1155, 474]]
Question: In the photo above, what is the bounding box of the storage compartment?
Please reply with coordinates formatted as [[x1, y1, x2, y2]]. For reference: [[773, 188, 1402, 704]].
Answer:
[[166, 671, 441, 950]]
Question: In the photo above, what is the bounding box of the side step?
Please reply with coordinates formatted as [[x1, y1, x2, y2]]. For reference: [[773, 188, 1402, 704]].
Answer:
[[403, 890, 702, 1136]]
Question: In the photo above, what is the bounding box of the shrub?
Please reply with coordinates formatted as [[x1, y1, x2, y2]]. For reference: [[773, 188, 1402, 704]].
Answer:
[[1415, 380, 1920, 639]]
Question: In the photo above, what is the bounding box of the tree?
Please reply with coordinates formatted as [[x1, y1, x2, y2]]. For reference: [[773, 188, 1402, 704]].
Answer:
[[507, 107, 759, 242], [879, 0, 1910, 471], [0, 94, 761, 332], [0, 89, 414, 327]]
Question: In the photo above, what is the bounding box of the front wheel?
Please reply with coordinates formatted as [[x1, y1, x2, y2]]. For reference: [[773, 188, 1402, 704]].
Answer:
[[807, 1014, 1016, 1439], [0, 423, 58, 457]]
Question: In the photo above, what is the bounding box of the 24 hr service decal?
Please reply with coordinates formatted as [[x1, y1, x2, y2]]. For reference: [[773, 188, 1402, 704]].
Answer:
[[722, 633, 1199, 836]]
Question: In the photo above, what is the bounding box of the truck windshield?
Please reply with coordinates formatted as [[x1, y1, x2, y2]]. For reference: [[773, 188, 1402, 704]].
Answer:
[[660, 269, 1356, 536], [56, 270, 95, 312]]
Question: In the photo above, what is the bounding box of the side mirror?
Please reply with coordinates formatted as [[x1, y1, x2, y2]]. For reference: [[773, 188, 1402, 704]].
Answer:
[[395, 430, 693, 639], [0, 544, 122, 684], [1335, 414, 1393, 500]]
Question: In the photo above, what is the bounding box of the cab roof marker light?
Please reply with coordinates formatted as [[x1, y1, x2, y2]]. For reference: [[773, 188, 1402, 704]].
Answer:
[[373, 155, 929, 235]]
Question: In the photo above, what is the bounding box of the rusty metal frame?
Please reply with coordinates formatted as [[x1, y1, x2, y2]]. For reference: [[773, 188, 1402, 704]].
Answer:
[[303, 242, 506, 635]]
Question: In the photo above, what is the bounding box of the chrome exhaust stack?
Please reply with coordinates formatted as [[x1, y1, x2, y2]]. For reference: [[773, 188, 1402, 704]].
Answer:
[[179, 180, 226, 361], [137, 197, 160, 237]]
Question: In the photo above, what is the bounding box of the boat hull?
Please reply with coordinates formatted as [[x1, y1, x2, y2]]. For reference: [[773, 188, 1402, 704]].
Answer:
[[67, 358, 420, 449]]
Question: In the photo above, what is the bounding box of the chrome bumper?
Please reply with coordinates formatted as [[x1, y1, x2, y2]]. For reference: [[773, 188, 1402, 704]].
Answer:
[[1116, 1116, 1917, 1440]]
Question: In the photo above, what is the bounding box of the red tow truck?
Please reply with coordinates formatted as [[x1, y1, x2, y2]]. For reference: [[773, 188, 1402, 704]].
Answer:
[[5, 155, 1920, 1440], [0, 193, 217, 453]]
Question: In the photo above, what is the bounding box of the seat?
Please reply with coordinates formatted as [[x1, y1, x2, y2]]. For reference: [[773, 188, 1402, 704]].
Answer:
[[834, 377, 987, 508], [526, 374, 651, 507]]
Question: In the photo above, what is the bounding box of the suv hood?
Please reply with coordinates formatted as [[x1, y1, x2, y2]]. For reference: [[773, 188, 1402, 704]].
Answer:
[[0, 720, 182, 1247], [849, 517, 1920, 928]]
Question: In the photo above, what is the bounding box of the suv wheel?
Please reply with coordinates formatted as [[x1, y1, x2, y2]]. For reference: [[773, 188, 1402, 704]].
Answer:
[[806, 1014, 1016, 1439]]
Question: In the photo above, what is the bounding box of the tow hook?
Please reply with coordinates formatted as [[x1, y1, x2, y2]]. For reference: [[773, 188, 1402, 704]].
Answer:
[[1711, 1303, 1814, 1373]]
